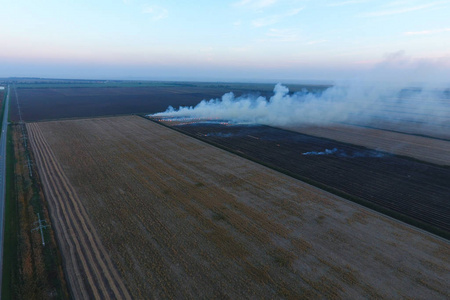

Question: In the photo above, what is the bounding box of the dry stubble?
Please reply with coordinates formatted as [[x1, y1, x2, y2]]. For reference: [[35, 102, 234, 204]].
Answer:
[[28, 116, 450, 299]]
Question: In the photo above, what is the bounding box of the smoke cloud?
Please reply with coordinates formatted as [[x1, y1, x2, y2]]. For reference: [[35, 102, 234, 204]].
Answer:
[[151, 81, 450, 128], [302, 148, 338, 156], [302, 148, 386, 158], [205, 132, 233, 138]]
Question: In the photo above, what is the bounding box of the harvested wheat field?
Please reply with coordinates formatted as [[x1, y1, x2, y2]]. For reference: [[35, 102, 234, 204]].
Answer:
[[27, 115, 449, 299], [285, 123, 450, 166]]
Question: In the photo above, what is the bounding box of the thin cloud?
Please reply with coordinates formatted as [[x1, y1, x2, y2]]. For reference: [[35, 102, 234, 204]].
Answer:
[[252, 17, 277, 27], [199, 47, 214, 52], [405, 28, 450, 35], [306, 39, 327, 45], [252, 7, 303, 27], [327, 0, 369, 7], [142, 5, 168, 21], [233, 20, 242, 27], [234, 0, 278, 9], [261, 28, 301, 42], [286, 7, 303, 16], [229, 46, 251, 53], [362, 1, 448, 17], [381, 1, 442, 8]]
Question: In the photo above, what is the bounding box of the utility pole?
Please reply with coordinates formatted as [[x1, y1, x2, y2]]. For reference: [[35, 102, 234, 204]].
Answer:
[[31, 213, 49, 246]]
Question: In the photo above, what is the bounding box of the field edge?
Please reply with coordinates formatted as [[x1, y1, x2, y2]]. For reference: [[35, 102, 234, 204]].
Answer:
[[143, 115, 450, 240]]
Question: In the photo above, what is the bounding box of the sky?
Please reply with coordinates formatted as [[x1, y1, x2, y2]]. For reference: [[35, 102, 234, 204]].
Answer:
[[0, 0, 449, 82]]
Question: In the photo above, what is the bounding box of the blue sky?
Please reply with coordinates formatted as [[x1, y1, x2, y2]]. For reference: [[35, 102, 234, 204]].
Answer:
[[1, 0, 449, 82]]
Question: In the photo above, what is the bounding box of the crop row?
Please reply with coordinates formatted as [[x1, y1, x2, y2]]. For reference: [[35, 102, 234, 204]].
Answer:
[[27, 123, 131, 300]]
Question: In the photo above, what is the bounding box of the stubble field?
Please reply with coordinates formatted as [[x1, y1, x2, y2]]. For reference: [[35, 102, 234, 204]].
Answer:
[[159, 120, 450, 236], [27, 115, 450, 299], [285, 123, 450, 166]]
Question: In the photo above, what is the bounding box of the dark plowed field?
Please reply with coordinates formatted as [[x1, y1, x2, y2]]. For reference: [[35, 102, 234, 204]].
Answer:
[[10, 87, 228, 121], [162, 121, 450, 236], [10, 84, 322, 122]]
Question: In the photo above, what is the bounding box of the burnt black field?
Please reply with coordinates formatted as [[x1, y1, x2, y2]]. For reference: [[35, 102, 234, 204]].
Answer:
[[10, 87, 231, 121], [7, 80, 450, 238], [163, 121, 450, 236], [9, 82, 327, 122]]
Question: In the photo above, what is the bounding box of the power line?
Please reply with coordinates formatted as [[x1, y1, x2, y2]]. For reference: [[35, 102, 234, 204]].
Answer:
[[31, 213, 50, 246]]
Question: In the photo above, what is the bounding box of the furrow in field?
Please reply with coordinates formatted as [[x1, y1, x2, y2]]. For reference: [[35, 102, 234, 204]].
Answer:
[[27, 123, 131, 299], [31, 125, 132, 300], [27, 123, 93, 299], [29, 123, 131, 299], [30, 124, 111, 298]]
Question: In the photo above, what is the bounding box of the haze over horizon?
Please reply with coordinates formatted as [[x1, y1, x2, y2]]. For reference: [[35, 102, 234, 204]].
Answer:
[[1, 0, 450, 83]]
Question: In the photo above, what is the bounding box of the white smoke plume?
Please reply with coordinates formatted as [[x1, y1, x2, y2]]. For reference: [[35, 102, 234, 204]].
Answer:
[[302, 148, 338, 156], [302, 148, 386, 158], [151, 82, 450, 128]]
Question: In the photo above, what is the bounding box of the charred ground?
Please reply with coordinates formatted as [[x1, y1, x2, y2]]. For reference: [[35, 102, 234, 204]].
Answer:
[[6, 79, 450, 239], [7, 81, 327, 122], [154, 120, 450, 238], [3, 80, 449, 298]]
